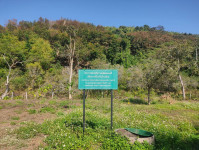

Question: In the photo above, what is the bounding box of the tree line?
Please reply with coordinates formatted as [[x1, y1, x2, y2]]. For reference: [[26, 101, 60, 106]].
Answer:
[[0, 17, 198, 102]]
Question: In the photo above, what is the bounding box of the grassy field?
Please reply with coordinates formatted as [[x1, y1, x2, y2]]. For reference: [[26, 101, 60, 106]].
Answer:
[[0, 97, 199, 150]]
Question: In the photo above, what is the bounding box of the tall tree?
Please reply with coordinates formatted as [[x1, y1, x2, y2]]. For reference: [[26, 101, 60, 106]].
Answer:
[[156, 41, 194, 100], [67, 28, 76, 99], [175, 42, 194, 100], [0, 34, 26, 99], [142, 59, 166, 104]]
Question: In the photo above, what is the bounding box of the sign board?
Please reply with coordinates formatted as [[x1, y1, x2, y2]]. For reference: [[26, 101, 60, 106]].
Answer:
[[78, 70, 118, 89]]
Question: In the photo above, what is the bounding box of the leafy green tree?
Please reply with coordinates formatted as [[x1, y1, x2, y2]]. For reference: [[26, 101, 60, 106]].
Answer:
[[6, 19, 18, 31], [0, 17, 198, 100], [18, 20, 33, 30], [115, 38, 132, 68], [0, 33, 26, 99], [28, 38, 54, 70], [142, 59, 167, 104], [156, 41, 195, 100], [33, 17, 50, 39]]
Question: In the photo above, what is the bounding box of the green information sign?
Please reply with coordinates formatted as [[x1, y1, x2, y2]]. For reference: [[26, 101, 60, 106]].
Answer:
[[78, 70, 118, 89]]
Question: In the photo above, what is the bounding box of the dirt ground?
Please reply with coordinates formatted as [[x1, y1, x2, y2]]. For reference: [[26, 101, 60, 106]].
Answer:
[[0, 98, 73, 150]]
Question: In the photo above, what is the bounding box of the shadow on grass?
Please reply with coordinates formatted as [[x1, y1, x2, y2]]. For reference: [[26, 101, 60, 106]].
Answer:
[[64, 119, 109, 129], [122, 98, 147, 105]]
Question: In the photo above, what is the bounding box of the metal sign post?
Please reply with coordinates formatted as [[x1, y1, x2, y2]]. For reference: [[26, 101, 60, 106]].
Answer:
[[111, 89, 113, 129], [83, 89, 86, 134], [79, 70, 118, 134]]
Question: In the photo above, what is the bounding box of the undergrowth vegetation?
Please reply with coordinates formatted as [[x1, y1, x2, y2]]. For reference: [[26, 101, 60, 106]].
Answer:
[[13, 98, 199, 150]]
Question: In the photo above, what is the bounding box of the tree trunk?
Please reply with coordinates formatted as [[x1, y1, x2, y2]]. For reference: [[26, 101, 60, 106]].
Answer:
[[52, 92, 54, 99], [179, 74, 186, 100], [11, 92, 13, 100], [68, 59, 73, 99], [147, 86, 151, 105], [1, 76, 9, 99], [68, 36, 75, 100], [25, 92, 28, 100], [1, 55, 22, 100], [69, 60, 73, 99]]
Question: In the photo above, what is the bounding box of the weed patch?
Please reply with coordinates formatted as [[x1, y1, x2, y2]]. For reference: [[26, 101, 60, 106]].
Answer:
[[14, 122, 42, 139], [16, 100, 24, 106], [11, 116, 20, 120], [49, 100, 56, 105], [57, 111, 64, 116], [28, 109, 37, 114], [39, 106, 56, 114], [10, 122, 17, 125], [58, 100, 69, 108]]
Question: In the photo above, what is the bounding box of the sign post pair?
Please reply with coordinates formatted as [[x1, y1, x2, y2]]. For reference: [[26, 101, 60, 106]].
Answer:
[[78, 70, 118, 134]]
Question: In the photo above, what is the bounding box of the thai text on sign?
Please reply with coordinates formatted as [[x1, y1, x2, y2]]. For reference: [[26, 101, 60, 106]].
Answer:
[[78, 70, 118, 89]]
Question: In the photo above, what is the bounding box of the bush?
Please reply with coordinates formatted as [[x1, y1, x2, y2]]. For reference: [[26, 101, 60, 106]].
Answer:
[[11, 75, 27, 90]]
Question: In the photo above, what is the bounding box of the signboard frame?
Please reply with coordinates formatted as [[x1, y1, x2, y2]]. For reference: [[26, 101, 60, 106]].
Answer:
[[78, 69, 118, 90], [78, 69, 118, 134]]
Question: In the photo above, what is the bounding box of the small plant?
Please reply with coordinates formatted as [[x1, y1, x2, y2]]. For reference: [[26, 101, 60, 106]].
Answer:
[[57, 111, 64, 116], [38, 84, 53, 97], [39, 106, 56, 114], [59, 100, 69, 106], [14, 96, 23, 99], [16, 100, 24, 105], [10, 122, 16, 125], [3, 96, 9, 100], [49, 100, 56, 105], [15, 110, 23, 114], [40, 99, 46, 104], [11, 116, 20, 120], [27, 104, 35, 107], [28, 109, 37, 114]]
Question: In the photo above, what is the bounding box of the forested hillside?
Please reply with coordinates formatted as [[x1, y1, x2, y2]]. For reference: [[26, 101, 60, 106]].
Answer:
[[0, 18, 198, 102]]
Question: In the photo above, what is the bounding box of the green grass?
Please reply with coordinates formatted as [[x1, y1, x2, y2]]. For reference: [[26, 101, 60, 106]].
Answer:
[[13, 98, 199, 150]]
